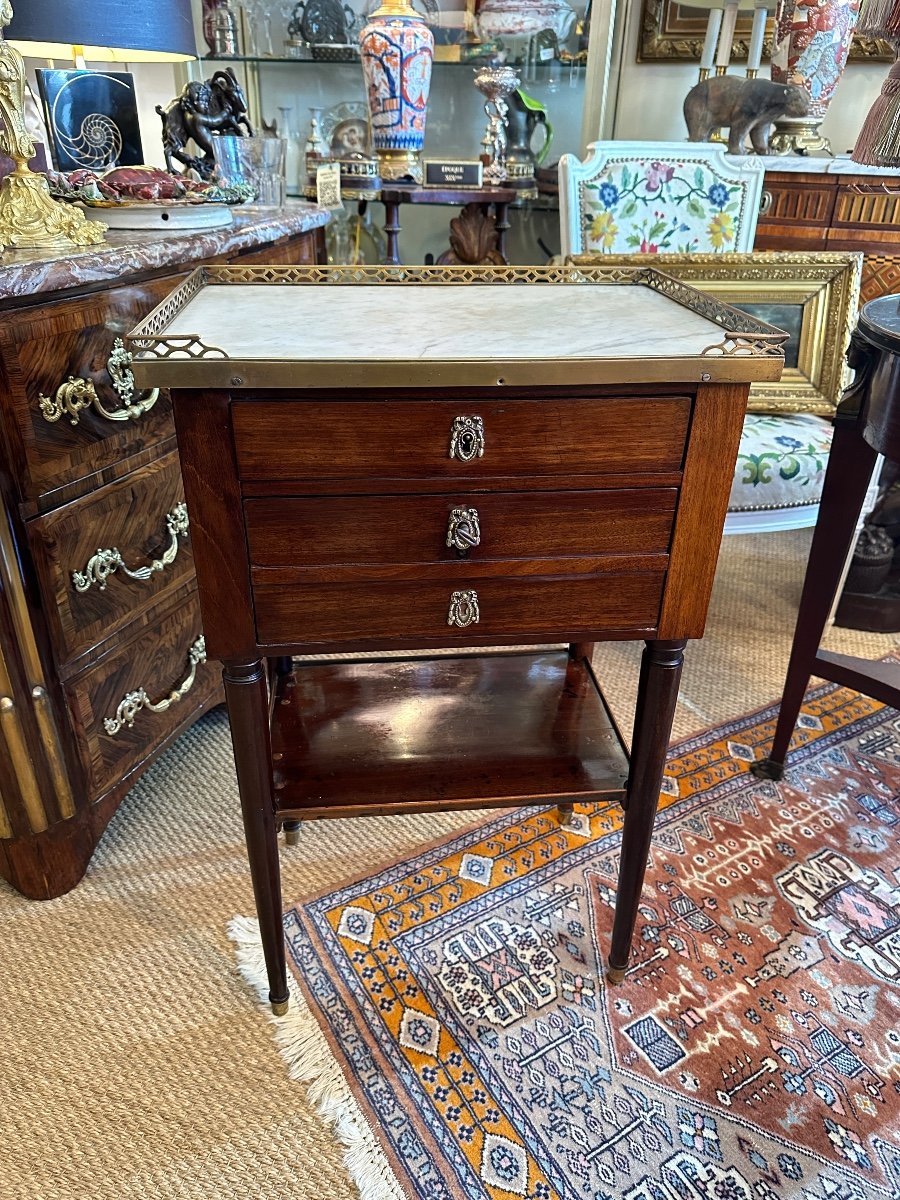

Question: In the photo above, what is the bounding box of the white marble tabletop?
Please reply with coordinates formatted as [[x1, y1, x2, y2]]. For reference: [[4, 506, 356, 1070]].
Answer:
[[168, 282, 733, 360], [0, 203, 329, 305], [131, 278, 785, 389]]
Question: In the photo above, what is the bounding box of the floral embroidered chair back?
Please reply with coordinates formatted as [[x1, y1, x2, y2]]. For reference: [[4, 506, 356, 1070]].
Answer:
[[558, 142, 765, 258]]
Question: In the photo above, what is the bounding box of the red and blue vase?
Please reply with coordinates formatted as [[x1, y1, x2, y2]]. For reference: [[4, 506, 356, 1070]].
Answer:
[[359, 0, 433, 184]]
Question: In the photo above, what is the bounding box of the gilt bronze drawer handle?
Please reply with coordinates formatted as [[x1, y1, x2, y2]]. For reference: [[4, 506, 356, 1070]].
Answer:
[[72, 503, 190, 593], [39, 337, 160, 426], [103, 635, 206, 736], [448, 589, 479, 628], [446, 506, 481, 554], [449, 415, 484, 461]]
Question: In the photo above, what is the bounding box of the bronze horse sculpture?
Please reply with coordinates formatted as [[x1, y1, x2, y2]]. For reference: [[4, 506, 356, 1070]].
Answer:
[[156, 69, 253, 178]]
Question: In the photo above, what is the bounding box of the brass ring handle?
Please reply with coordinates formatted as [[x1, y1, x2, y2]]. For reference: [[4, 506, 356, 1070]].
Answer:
[[39, 337, 160, 426], [103, 635, 206, 736], [72, 503, 190, 593], [449, 415, 485, 461], [446, 506, 481, 555], [448, 589, 480, 628]]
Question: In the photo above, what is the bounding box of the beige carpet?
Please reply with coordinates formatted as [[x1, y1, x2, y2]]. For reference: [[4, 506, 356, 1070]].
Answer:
[[1, 530, 897, 1200]]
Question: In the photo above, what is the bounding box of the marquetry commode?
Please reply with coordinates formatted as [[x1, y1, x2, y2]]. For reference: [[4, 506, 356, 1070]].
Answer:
[[0, 209, 328, 901], [127, 264, 785, 1010]]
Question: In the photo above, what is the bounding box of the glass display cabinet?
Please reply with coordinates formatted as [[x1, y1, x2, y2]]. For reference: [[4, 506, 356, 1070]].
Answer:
[[188, 0, 620, 263]]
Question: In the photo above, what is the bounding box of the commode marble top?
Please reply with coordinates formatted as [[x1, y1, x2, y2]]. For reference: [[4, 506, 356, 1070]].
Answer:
[[129, 273, 786, 390], [754, 154, 900, 175], [0, 204, 329, 304]]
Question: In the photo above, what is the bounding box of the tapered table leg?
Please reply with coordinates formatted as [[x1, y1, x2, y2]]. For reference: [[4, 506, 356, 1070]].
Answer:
[[223, 658, 289, 1015], [753, 413, 879, 781], [608, 639, 685, 983], [383, 199, 402, 266], [495, 201, 510, 262]]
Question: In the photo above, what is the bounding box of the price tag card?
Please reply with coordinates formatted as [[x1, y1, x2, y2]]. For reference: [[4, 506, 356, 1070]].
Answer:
[[316, 162, 343, 210]]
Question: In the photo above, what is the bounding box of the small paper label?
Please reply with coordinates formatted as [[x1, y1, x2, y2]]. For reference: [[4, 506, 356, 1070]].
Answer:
[[316, 162, 342, 209]]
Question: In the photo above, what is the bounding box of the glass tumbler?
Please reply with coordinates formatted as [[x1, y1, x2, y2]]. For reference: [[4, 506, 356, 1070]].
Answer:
[[212, 135, 287, 206]]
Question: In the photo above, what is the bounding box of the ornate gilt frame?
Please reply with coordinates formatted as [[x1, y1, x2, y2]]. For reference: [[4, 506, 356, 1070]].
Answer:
[[638, 0, 892, 63], [568, 252, 861, 414]]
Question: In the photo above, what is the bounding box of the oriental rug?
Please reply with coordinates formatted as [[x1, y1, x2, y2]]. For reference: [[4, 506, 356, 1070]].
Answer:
[[232, 676, 900, 1200]]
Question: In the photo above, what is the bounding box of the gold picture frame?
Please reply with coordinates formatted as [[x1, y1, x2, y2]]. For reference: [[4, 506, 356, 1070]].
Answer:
[[568, 251, 862, 414], [638, 0, 893, 63]]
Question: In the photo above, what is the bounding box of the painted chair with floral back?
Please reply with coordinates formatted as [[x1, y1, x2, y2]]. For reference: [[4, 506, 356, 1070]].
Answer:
[[559, 144, 844, 535], [558, 141, 765, 259]]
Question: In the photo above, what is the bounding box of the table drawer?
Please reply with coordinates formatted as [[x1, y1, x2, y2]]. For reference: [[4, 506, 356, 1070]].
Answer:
[[254, 572, 664, 646], [0, 275, 181, 503], [244, 488, 678, 569], [64, 591, 218, 797], [28, 450, 193, 666], [233, 396, 691, 482]]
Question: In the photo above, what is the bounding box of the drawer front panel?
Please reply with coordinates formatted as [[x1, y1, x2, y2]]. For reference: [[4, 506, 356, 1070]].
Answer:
[[233, 396, 691, 482], [1, 275, 182, 502], [245, 489, 678, 567], [28, 450, 193, 665], [254, 573, 664, 645], [64, 593, 218, 797]]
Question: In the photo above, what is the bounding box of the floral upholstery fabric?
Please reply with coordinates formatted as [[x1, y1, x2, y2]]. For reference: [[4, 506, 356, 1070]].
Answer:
[[579, 158, 755, 254], [729, 413, 833, 513]]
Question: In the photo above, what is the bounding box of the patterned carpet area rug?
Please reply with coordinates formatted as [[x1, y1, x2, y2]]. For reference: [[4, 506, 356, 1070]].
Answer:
[[231, 677, 900, 1200]]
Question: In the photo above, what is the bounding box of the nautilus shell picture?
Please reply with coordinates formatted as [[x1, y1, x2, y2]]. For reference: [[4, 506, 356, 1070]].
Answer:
[[36, 69, 144, 173]]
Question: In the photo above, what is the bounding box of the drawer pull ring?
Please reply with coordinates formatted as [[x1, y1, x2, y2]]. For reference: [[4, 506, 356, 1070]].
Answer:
[[73, 503, 190, 593], [448, 589, 480, 628], [39, 337, 160, 426], [446, 506, 481, 555], [103, 635, 206, 736], [449, 415, 484, 462]]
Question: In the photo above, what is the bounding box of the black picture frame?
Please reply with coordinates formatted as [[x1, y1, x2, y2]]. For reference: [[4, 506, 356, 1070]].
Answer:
[[36, 69, 144, 173]]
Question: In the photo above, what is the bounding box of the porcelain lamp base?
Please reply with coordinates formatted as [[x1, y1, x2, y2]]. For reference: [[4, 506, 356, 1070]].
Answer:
[[378, 148, 424, 184], [769, 117, 832, 157]]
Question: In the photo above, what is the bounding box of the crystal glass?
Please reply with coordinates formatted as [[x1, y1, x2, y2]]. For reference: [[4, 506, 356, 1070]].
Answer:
[[213, 135, 287, 205], [277, 105, 302, 196]]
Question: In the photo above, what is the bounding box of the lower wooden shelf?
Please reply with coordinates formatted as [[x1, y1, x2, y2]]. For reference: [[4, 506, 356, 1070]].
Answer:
[[271, 650, 630, 819]]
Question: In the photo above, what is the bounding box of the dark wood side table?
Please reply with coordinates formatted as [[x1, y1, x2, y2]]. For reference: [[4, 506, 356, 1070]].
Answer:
[[754, 294, 900, 780], [381, 185, 516, 265], [128, 263, 784, 1013]]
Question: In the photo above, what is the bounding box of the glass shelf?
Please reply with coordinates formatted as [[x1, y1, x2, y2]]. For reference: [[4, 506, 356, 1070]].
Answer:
[[202, 52, 580, 67]]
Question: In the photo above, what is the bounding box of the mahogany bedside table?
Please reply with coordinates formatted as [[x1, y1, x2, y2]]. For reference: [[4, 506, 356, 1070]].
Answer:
[[127, 265, 784, 1014]]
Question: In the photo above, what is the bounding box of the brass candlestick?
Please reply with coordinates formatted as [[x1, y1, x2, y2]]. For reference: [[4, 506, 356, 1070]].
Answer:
[[0, 0, 105, 251]]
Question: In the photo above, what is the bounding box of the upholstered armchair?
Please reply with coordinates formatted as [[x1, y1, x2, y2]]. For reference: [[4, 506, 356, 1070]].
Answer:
[[559, 143, 855, 534]]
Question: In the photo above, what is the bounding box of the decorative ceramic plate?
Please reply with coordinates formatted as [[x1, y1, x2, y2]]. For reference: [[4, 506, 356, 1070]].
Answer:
[[83, 203, 234, 230], [321, 100, 371, 155]]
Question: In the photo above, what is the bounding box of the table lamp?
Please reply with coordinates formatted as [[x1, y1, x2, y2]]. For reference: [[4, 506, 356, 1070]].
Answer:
[[0, 0, 196, 251]]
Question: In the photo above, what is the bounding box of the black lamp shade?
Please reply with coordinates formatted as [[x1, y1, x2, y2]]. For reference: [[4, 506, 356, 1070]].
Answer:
[[6, 0, 197, 62]]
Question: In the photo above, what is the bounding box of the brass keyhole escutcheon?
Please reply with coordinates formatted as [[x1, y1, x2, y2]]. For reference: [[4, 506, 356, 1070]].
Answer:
[[448, 589, 480, 628], [447, 506, 481, 556], [449, 415, 485, 462]]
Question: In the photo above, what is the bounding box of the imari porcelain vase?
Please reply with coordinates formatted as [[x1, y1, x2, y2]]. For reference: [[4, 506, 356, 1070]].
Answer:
[[359, 0, 433, 184], [769, 0, 862, 154]]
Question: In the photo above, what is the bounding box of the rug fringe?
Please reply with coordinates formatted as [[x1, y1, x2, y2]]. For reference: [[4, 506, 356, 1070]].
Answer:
[[227, 916, 406, 1200]]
